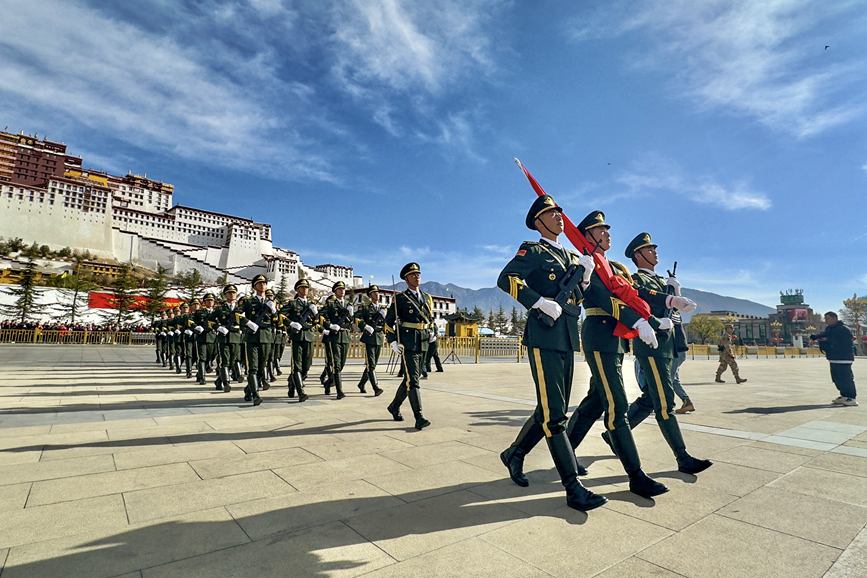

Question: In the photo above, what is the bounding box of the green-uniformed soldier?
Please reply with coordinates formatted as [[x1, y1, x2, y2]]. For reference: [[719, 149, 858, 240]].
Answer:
[[237, 293, 248, 376], [610, 232, 712, 474], [269, 288, 286, 378], [192, 294, 218, 387], [385, 262, 432, 430], [320, 281, 354, 400], [153, 311, 166, 366], [354, 285, 386, 396], [283, 278, 315, 402], [716, 324, 747, 383], [241, 274, 275, 405], [167, 307, 182, 373], [496, 195, 605, 511], [563, 211, 671, 499], [181, 300, 199, 379], [263, 288, 279, 384], [213, 284, 243, 390]]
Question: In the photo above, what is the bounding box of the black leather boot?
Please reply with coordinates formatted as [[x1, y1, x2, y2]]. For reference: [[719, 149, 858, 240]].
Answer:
[[370, 370, 383, 397], [500, 418, 544, 487], [608, 426, 668, 498], [219, 367, 231, 393], [408, 388, 430, 430], [232, 362, 242, 383], [334, 372, 345, 400], [185, 355, 193, 379], [196, 361, 206, 385], [388, 386, 407, 421], [267, 362, 276, 383], [247, 374, 262, 406], [287, 374, 296, 398], [657, 416, 713, 474], [274, 358, 282, 376], [357, 369, 369, 393], [295, 373, 308, 403], [174, 354, 182, 374], [547, 432, 608, 511]]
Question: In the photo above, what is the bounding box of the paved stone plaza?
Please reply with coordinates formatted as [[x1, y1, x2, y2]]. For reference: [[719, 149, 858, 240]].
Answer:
[[0, 346, 864, 577]]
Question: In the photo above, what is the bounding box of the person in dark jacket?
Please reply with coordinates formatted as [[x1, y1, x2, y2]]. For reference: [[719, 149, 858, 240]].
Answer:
[[811, 312, 858, 406]]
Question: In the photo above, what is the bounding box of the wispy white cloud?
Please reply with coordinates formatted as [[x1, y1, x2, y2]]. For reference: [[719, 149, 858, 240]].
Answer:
[[861, 163, 867, 173], [569, 0, 865, 138]]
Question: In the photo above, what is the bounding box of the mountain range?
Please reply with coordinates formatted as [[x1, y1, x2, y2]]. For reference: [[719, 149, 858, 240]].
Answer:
[[386, 281, 776, 322]]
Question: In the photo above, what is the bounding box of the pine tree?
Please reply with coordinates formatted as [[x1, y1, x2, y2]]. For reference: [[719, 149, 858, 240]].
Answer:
[[52, 266, 97, 325], [0, 258, 43, 323], [494, 305, 508, 335], [100, 264, 138, 328], [142, 264, 169, 322], [276, 274, 289, 305], [471, 306, 485, 322], [487, 308, 495, 331], [174, 269, 204, 301], [509, 307, 525, 336]]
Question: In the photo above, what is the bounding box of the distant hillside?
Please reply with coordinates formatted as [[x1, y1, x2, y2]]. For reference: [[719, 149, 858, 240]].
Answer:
[[387, 281, 775, 321]]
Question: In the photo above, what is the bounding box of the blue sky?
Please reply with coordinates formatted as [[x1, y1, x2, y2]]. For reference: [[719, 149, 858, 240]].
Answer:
[[2, 0, 866, 313]]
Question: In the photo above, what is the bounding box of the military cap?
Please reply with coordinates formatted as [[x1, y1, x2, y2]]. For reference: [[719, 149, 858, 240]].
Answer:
[[332, 281, 346, 291], [202, 292, 217, 301], [399, 262, 421, 280], [190, 297, 201, 305], [251, 274, 268, 286], [367, 284, 380, 295], [222, 284, 238, 295], [625, 232, 657, 260], [265, 289, 275, 298], [576, 210, 610, 235], [525, 194, 563, 230], [179, 302, 188, 309], [294, 278, 309, 290]]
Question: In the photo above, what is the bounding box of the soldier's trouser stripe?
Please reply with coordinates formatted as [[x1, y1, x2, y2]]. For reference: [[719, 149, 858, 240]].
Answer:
[[531, 348, 552, 438], [593, 351, 616, 431], [648, 357, 668, 420]]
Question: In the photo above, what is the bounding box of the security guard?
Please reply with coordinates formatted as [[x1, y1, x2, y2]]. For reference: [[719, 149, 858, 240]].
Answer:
[[354, 285, 386, 396], [716, 324, 747, 383], [283, 278, 315, 402], [241, 274, 276, 405], [497, 195, 605, 511], [385, 262, 433, 430], [321, 281, 354, 400], [213, 284, 244, 393], [563, 211, 670, 499], [193, 293, 219, 388], [615, 232, 712, 474]]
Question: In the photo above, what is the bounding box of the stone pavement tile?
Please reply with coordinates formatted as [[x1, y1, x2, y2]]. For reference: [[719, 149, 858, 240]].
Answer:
[[2, 507, 249, 578], [712, 445, 814, 474], [273, 453, 411, 492], [776, 426, 854, 445], [800, 420, 867, 435], [302, 435, 417, 461], [113, 440, 245, 470], [746, 439, 823, 457], [345, 490, 524, 561], [825, 524, 867, 578], [106, 421, 215, 442], [0, 495, 127, 549], [0, 450, 42, 467], [379, 440, 492, 469], [0, 429, 108, 451], [649, 460, 781, 498], [637, 514, 840, 578], [227, 479, 403, 540], [770, 466, 867, 507], [806, 452, 867, 477], [142, 520, 393, 578], [203, 414, 299, 432], [383, 425, 477, 447], [28, 462, 200, 506], [603, 478, 739, 531], [454, 431, 517, 453], [718, 486, 867, 549], [0, 425, 52, 438], [0, 483, 30, 512], [481, 507, 672, 577], [189, 447, 322, 479], [49, 417, 158, 434], [0, 454, 115, 486], [593, 557, 683, 578], [364, 460, 501, 503], [231, 430, 343, 454], [361, 536, 549, 577], [124, 470, 297, 524], [0, 548, 6, 574]]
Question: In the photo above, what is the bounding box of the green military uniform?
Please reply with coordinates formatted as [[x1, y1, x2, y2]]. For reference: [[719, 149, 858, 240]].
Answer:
[[282, 278, 315, 402], [354, 285, 386, 396], [192, 295, 218, 387], [271, 289, 286, 378], [166, 309, 182, 373], [241, 275, 275, 405], [237, 294, 248, 375], [320, 281, 353, 400], [153, 314, 166, 366], [385, 262, 433, 430], [212, 284, 245, 393], [716, 326, 746, 383], [563, 212, 670, 499], [178, 302, 197, 379], [497, 195, 607, 511]]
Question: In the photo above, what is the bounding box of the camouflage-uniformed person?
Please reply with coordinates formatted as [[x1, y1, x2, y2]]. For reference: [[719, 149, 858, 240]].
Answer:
[[716, 324, 747, 383], [241, 274, 276, 405], [213, 284, 244, 389], [496, 195, 605, 511], [282, 278, 315, 402], [321, 281, 354, 400], [385, 262, 432, 430], [354, 284, 386, 396]]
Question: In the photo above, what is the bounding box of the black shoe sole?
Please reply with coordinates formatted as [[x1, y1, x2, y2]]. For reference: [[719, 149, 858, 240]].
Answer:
[[415, 419, 431, 430], [567, 495, 608, 512], [678, 460, 713, 475], [630, 485, 669, 499]]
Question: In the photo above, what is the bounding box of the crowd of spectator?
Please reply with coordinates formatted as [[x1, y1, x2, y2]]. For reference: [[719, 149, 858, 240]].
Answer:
[[0, 320, 150, 332]]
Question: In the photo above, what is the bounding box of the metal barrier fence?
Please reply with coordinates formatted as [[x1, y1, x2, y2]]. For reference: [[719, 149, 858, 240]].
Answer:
[[0, 330, 824, 360]]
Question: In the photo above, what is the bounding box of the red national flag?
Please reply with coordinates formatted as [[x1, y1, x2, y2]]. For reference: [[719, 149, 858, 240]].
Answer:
[[514, 159, 651, 338]]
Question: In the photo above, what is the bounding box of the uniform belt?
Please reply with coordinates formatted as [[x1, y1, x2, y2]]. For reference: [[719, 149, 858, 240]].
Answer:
[[584, 307, 611, 317], [400, 322, 428, 330]]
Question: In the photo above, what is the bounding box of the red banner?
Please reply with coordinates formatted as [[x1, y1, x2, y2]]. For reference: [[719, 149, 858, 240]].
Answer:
[[87, 292, 183, 310]]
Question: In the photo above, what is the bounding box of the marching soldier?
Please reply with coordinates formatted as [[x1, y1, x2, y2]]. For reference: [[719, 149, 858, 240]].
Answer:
[[213, 284, 244, 393], [181, 300, 199, 379], [716, 324, 747, 383], [320, 281, 354, 400], [271, 289, 286, 378], [610, 233, 712, 474], [193, 293, 219, 387], [497, 195, 605, 511], [264, 288, 280, 384], [237, 293, 248, 377], [563, 211, 671, 499], [283, 278, 316, 403], [153, 311, 166, 365], [241, 274, 276, 405], [354, 285, 386, 396], [385, 262, 432, 430], [425, 327, 444, 374], [167, 307, 182, 373]]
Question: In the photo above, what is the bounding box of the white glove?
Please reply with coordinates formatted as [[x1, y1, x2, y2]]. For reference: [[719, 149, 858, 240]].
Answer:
[[379, 307, 388, 318], [184, 329, 193, 336], [308, 304, 318, 315], [364, 324, 374, 334], [265, 300, 276, 313], [175, 329, 181, 335], [322, 329, 330, 336], [194, 325, 204, 333], [217, 326, 229, 335], [657, 318, 674, 331], [666, 276, 681, 296], [666, 295, 697, 313], [289, 321, 302, 331], [429, 334, 437, 343], [160, 332, 166, 337], [246, 320, 259, 333], [532, 296, 562, 321], [347, 305, 354, 316], [578, 253, 595, 284], [391, 341, 404, 355], [329, 323, 340, 332], [633, 319, 659, 349]]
